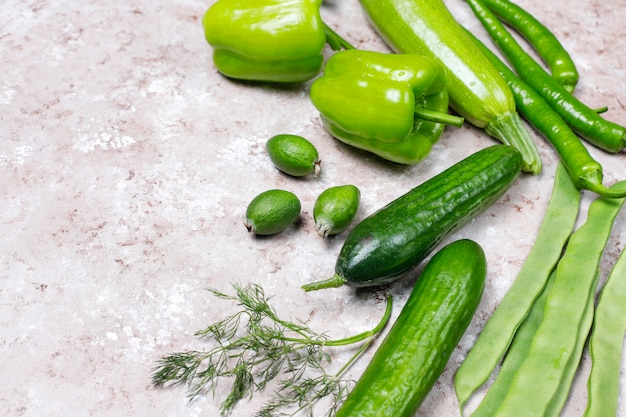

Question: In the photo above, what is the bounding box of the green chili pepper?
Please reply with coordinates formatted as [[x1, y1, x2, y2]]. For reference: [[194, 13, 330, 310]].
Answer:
[[467, 30, 626, 198], [487, 181, 626, 416], [454, 162, 580, 411], [584, 242, 626, 417], [310, 49, 463, 164], [479, 0, 579, 92], [466, 0, 626, 153], [202, 0, 352, 83]]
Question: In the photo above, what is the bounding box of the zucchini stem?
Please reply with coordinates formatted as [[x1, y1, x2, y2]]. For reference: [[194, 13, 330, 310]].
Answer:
[[302, 274, 347, 291], [486, 110, 542, 174]]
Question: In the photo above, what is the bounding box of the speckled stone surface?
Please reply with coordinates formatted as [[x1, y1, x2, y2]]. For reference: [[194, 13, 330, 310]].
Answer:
[[2, 1, 626, 416]]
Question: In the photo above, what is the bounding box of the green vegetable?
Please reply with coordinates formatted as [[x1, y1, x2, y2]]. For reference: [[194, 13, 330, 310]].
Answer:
[[479, 0, 579, 92], [466, 268, 596, 417], [467, 271, 554, 417], [152, 283, 393, 416], [244, 189, 301, 235], [358, 0, 542, 173], [466, 0, 626, 153], [334, 239, 486, 417], [302, 145, 522, 291], [202, 0, 352, 83], [584, 237, 626, 416], [313, 185, 361, 237], [454, 162, 580, 410], [310, 49, 463, 164], [481, 181, 626, 416], [266, 134, 321, 177], [466, 32, 626, 197]]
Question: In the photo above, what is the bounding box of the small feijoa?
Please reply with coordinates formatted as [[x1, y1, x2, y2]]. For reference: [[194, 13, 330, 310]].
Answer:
[[244, 189, 301, 235], [266, 134, 321, 177], [313, 185, 360, 238]]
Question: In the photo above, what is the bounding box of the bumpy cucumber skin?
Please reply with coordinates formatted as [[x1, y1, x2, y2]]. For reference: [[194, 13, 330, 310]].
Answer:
[[334, 239, 486, 417], [337, 145, 521, 287]]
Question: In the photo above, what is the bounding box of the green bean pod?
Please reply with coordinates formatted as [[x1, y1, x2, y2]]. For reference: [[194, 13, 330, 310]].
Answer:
[[358, 0, 542, 174], [480, 0, 579, 92], [584, 242, 626, 417], [466, 0, 626, 153], [468, 272, 554, 417], [487, 182, 626, 416], [454, 162, 580, 410], [467, 31, 626, 198]]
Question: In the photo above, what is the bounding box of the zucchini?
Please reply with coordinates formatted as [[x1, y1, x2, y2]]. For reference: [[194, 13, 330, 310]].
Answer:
[[302, 145, 521, 291], [358, 0, 541, 174], [334, 239, 487, 417]]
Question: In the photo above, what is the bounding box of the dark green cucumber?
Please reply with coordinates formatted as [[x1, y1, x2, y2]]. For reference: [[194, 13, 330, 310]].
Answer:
[[302, 145, 521, 291], [334, 239, 487, 417]]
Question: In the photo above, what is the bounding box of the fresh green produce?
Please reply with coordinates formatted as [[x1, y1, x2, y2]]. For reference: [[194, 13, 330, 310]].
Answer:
[[244, 189, 301, 235], [152, 283, 393, 416], [584, 241, 626, 416], [313, 185, 361, 238], [358, 0, 542, 173], [470, 181, 625, 416], [479, 0, 579, 92], [466, 0, 626, 153], [467, 32, 626, 197], [202, 0, 352, 83], [454, 162, 580, 409], [310, 49, 463, 164], [467, 271, 555, 416], [302, 145, 522, 291], [334, 239, 486, 417], [266, 134, 321, 177]]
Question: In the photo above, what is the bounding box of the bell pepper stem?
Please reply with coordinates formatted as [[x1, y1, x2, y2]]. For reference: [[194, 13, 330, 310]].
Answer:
[[323, 22, 355, 50], [414, 106, 465, 128]]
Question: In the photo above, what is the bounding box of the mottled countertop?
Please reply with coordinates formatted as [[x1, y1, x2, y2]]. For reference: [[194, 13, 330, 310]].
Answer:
[[2, 1, 626, 416]]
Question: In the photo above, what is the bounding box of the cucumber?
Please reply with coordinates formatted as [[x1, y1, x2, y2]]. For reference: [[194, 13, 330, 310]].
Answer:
[[302, 145, 521, 290], [334, 239, 487, 417]]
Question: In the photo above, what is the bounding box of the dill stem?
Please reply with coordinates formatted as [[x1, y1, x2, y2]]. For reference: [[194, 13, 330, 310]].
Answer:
[[277, 296, 393, 347]]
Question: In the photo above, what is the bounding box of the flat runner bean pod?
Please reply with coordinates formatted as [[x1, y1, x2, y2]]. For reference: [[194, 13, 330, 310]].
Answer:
[[466, 0, 626, 153], [584, 243, 626, 417], [454, 162, 580, 410], [544, 270, 597, 416], [480, 0, 579, 92], [467, 31, 626, 198], [468, 272, 554, 417], [487, 181, 626, 416]]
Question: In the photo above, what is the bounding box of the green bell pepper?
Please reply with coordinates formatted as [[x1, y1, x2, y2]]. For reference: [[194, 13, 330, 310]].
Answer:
[[202, 0, 352, 83], [310, 50, 463, 164]]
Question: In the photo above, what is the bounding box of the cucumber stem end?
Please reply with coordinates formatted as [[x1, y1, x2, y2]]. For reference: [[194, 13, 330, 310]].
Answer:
[[301, 274, 346, 292]]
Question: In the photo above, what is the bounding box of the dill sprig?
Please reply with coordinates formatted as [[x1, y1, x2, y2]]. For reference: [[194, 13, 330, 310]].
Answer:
[[151, 283, 392, 416]]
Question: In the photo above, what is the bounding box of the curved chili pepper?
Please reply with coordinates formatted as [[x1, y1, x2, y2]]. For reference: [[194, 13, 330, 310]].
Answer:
[[202, 0, 352, 83], [310, 49, 463, 164], [466, 0, 626, 154], [468, 30, 626, 198], [480, 0, 579, 92]]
